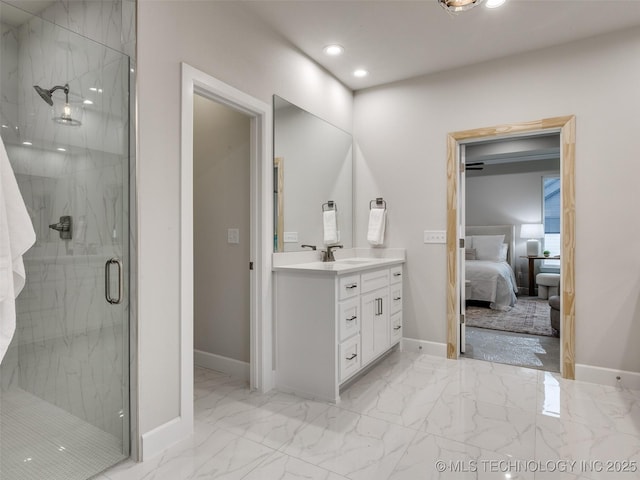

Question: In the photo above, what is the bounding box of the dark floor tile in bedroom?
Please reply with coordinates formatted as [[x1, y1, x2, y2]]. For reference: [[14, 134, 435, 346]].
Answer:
[[463, 326, 560, 372]]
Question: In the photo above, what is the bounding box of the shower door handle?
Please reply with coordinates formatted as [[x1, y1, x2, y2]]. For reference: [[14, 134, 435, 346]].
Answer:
[[105, 258, 123, 305]]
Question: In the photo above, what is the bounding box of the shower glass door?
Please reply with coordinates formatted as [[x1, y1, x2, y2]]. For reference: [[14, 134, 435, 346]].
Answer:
[[0, 3, 130, 479]]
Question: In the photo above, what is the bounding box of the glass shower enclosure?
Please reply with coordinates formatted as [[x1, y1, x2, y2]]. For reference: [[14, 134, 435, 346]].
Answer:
[[0, 3, 130, 479]]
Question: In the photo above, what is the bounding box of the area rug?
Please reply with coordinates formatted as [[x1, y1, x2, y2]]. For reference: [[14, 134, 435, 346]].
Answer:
[[465, 296, 556, 337]]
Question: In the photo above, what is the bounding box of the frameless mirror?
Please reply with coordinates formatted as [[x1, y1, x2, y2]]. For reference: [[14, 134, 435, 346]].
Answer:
[[273, 95, 353, 252]]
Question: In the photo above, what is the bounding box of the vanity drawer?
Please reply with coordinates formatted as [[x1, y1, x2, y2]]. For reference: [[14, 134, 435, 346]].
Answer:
[[360, 268, 390, 294], [390, 284, 402, 314], [390, 265, 403, 285], [390, 312, 402, 345], [339, 297, 360, 342], [339, 274, 360, 300], [339, 335, 361, 382]]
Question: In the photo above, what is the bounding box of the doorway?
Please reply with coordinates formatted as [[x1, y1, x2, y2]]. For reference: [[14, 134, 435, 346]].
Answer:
[[446, 116, 576, 379], [171, 64, 272, 453], [461, 134, 561, 372], [193, 95, 251, 379]]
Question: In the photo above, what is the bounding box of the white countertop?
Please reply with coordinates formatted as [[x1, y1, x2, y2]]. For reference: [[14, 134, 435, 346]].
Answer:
[[272, 248, 405, 275]]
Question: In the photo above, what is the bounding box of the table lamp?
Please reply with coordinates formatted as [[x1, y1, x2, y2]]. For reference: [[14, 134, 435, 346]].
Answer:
[[521, 224, 544, 256]]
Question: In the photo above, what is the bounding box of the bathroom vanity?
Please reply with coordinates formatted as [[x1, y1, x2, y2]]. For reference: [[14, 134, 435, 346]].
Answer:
[[273, 253, 405, 403]]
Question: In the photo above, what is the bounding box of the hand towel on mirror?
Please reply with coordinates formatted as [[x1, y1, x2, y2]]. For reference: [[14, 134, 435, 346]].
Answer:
[[323, 209, 338, 245]]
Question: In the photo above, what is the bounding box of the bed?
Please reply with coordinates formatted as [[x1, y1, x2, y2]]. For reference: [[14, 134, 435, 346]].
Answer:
[[465, 225, 518, 311]]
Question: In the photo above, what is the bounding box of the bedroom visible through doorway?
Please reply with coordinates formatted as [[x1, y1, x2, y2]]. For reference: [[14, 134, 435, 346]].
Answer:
[[461, 133, 561, 372]]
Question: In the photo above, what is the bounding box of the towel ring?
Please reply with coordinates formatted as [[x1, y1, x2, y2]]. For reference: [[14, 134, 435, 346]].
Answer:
[[322, 200, 337, 212], [369, 197, 386, 210]]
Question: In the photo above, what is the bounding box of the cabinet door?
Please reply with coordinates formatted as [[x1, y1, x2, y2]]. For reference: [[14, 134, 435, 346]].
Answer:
[[361, 288, 390, 365]]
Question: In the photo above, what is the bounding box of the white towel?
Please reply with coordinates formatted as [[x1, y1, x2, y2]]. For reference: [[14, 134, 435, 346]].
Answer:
[[323, 210, 338, 245], [367, 208, 386, 246], [0, 137, 36, 363]]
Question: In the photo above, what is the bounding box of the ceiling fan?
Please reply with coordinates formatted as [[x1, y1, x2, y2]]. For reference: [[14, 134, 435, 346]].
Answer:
[[466, 162, 484, 171]]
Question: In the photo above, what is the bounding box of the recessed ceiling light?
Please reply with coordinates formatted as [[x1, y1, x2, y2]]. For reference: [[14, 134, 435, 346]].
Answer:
[[485, 0, 506, 8], [1, 124, 8, 128], [323, 44, 344, 56], [57, 147, 66, 152], [83, 99, 93, 105], [90, 87, 97, 92], [22, 141, 32, 146], [353, 69, 369, 78]]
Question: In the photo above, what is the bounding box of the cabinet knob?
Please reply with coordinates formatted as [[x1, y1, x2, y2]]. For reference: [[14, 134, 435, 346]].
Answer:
[[394, 296, 401, 301], [394, 325, 402, 331], [346, 315, 357, 322], [393, 272, 402, 277], [346, 353, 358, 361], [346, 283, 358, 289]]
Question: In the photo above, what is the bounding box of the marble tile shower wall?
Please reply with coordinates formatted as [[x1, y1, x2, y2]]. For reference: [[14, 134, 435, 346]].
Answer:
[[0, 1, 131, 441]]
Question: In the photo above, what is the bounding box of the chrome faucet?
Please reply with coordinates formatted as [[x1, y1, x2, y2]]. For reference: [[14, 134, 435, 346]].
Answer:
[[301, 244, 317, 251], [322, 244, 343, 262]]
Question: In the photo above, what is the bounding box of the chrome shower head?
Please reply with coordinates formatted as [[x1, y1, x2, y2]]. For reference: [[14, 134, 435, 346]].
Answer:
[[34, 85, 54, 106], [33, 84, 69, 106]]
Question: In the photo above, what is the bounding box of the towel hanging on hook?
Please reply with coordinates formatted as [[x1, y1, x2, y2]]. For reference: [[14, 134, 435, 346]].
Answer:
[[367, 197, 386, 246], [322, 200, 338, 245]]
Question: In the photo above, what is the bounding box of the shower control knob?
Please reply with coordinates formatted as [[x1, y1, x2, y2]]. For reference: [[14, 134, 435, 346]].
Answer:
[[49, 215, 73, 240]]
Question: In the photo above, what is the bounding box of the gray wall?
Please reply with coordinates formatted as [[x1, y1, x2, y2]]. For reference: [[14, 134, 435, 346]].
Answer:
[[354, 26, 640, 374], [193, 94, 250, 363], [466, 169, 560, 290]]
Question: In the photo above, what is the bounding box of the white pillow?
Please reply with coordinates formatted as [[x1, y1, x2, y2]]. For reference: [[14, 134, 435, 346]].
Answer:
[[472, 235, 505, 261], [498, 243, 508, 262]]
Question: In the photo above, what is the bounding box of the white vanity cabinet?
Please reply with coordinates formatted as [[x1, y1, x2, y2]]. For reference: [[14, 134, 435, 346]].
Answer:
[[274, 258, 404, 403]]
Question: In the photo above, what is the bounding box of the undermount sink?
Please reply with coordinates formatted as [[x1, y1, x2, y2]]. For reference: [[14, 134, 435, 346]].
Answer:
[[334, 258, 373, 264]]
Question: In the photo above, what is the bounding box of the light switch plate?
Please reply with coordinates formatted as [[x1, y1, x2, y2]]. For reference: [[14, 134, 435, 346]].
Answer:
[[424, 230, 446, 244], [283, 232, 298, 243], [227, 228, 240, 244]]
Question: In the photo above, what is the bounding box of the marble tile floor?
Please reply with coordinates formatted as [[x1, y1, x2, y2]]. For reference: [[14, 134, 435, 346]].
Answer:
[[464, 326, 561, 373], [101, 351, 640, 480]]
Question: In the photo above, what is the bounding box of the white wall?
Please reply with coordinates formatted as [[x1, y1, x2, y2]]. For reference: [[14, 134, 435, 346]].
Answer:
[[354, 27, 640, 374], [137, 0, 353, 438], [193, 95, 250, 363], [466, 168, 559, 289]]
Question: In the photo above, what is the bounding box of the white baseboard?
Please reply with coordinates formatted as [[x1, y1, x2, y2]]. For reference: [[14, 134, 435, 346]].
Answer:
[[402, 337, 447, 357], [575, 363, 640, 391], [141, 416, 192, 460], [194, 349, 250, 381]]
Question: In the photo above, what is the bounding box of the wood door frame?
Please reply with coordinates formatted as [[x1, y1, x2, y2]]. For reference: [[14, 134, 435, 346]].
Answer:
[[446, 116, 576, 378]]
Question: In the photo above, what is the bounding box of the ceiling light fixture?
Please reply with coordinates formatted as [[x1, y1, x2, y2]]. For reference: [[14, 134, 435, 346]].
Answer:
[[353, 69, 369, 78], [323, 44, 344, 56], [438, 0, 483, 13], [485, 0, 506, 8]]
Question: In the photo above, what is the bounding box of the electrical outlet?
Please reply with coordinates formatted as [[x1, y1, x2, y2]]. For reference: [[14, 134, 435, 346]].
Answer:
[[283, 232, 298, 243], [424, 230, 446, 244]]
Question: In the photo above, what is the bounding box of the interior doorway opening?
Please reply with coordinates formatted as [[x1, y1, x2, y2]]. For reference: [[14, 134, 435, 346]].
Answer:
[[193, 94, 252, 379], [446, 115, 576, 379], [461, 133, 561, 372]]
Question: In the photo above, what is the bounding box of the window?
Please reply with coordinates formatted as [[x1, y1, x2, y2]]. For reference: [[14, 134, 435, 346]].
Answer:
[[543, 176, 560, 267]]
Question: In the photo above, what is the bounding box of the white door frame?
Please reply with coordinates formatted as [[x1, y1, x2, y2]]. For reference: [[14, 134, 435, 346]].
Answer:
[[180, 64, 273, 427]]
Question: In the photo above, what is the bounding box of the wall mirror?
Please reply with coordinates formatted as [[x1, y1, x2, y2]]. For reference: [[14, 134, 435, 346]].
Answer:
[[273, 95, 353, 252]]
